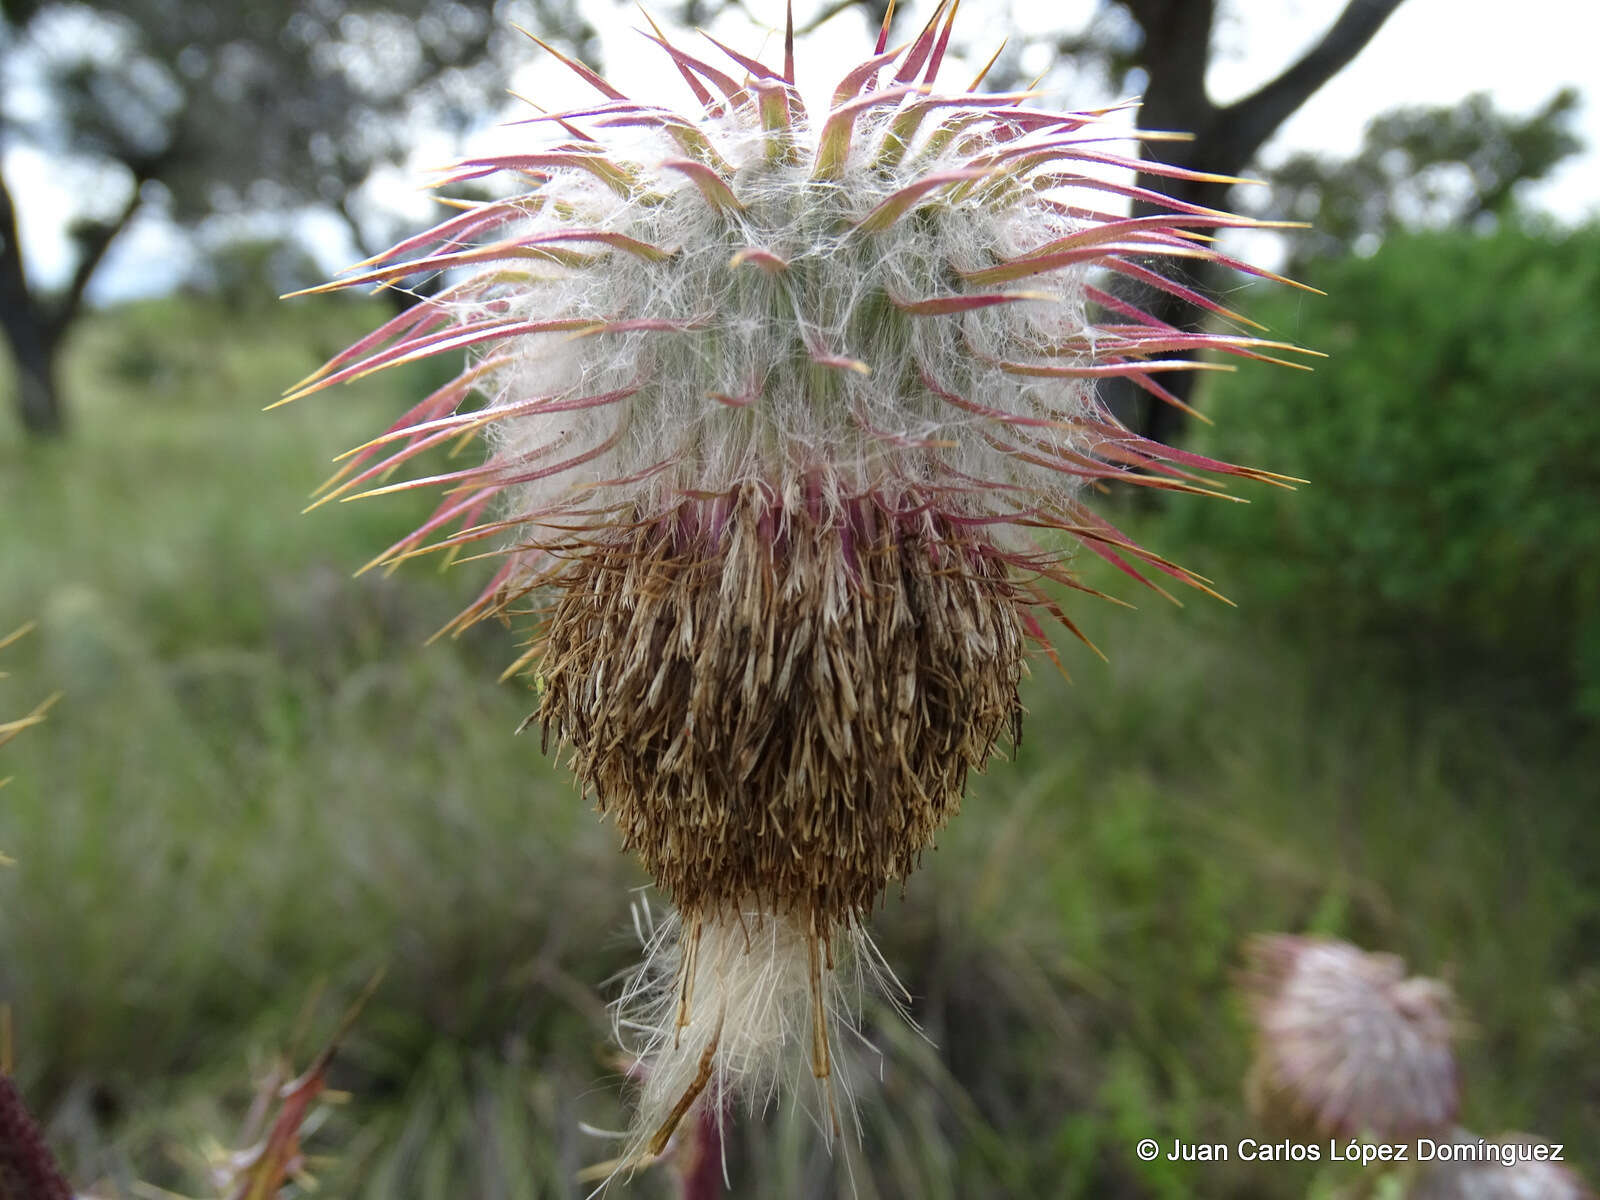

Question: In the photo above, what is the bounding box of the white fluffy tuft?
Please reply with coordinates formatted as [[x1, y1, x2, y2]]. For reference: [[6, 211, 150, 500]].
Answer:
[[604, 898, 899, 1182]]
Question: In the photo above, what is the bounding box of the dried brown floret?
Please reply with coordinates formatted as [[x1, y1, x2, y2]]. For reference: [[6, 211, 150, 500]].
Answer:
[[537, 486, 1025, 927]]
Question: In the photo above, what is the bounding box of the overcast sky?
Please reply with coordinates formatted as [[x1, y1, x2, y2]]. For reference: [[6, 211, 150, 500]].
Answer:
[[6, 0, 1596, 303]]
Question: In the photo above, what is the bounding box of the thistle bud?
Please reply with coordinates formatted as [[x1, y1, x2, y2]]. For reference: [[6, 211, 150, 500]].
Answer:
[[290, 1, 1301, 1171]]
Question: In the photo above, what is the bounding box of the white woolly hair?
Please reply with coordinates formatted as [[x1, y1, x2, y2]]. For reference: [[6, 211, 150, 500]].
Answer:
[[294, 12, 1293, 601], [469, 119, 1095, 529], [603, 897, 900, 1186]]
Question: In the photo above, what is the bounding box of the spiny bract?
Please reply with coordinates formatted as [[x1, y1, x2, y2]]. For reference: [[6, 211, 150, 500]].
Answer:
[[287, 0, 1305, 1180]]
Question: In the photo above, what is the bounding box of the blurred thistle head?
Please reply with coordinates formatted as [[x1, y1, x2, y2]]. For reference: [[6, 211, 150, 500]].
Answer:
[[1406, 1133, 1594, 1200], [288, 0, 1305, 1168], [1240, 935, 1460, 1141]]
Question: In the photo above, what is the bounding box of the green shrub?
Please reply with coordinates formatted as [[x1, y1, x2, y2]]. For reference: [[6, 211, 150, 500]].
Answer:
[[1177, 224, 1600, 715]]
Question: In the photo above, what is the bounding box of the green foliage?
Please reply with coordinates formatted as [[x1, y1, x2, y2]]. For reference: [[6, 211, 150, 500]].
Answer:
[[0, 297, 1595, 1196], [200, 237, 325, 314], [1255, 89, 1583, 269], [1180, 223, 1600, 717]]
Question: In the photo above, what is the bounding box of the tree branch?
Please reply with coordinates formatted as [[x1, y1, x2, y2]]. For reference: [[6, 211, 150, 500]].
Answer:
[[0, 164, 49, 356], [1217, 0, 1407, 170], [1124, 0, 1217, 120], [0, 164, 29, 291], [45, 140, 179, 341], [797, 0, 887, 37], [49, 181, 144, 341]]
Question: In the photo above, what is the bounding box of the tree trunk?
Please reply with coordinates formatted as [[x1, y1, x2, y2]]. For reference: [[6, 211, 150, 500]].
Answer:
[[1117, 172, 1235, 451], [2, 160, 151, 438], [10, 329, 64, 436], [0, 170, 66, 436], [0, 291, 66, 437], [1108, 0, 1407, 445]]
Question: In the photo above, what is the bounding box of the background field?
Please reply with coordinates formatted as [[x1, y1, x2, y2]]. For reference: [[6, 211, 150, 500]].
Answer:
[[2, 285, 1595, 1197]]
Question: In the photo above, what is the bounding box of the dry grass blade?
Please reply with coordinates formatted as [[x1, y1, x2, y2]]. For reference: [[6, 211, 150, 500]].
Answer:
[[219, 970, 384, 1200]]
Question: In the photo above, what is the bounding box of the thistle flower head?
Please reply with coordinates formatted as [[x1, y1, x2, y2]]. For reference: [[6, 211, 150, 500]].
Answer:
[[291, 2, 1302, 1173], [1241, 935, 1460, 1141]]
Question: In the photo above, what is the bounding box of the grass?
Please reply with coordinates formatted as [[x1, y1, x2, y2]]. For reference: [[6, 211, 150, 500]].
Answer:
[[1, 296, 1595, 1198]]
